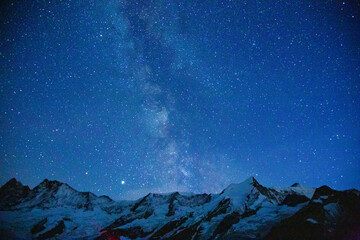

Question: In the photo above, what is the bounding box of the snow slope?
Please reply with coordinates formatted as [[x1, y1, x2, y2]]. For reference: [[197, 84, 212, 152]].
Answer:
[[0, 177, 358, 240]]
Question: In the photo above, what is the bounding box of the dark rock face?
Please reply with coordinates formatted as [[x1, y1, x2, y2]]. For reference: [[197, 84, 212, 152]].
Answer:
[[0, 178, 30, 210], [241, 205, 260, 218], [30, 218, 47, 235], [266, 202, 326, 240], [281, 194, 310, 207], [252, 178, 282, 203], [168, 221, 202, 240], [166, 192, 180, 217], [266, 186, 360, 240], [211, 211, 241, 238], [131, 193, 151, 212], [204, 198, 231, 221], [105, 207, 154, 231], [150, 217, 188, 239], [37, 220, 65, 240]]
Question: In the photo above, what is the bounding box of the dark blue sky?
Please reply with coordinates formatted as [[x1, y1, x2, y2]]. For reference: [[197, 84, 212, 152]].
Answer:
[[1, 0, 359, 200]]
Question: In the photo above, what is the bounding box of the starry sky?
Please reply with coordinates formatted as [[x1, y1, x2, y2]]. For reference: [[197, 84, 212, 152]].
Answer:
[[1, 0, 359, 200]]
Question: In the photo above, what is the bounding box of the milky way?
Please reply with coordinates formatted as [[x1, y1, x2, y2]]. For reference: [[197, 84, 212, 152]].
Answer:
[[1, 1, 359, 200]]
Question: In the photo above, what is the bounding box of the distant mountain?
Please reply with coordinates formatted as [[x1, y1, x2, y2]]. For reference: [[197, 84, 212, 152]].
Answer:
[[0, 177, 359, 240]]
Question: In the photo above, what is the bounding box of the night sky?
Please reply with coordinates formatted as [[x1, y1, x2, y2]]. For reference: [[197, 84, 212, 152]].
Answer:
[[1, 0, 359, 200]]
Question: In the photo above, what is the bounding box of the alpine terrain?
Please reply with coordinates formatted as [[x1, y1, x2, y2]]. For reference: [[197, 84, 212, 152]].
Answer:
[[0, 177, 359, 240]]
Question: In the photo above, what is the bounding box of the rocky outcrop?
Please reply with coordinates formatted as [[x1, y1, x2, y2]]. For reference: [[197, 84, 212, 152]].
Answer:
[[266, 186, 360, 240], [0, 178, 30, 210]]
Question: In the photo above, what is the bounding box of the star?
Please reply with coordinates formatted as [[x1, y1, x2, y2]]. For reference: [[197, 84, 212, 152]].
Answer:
[[0, 0, 359, 200]]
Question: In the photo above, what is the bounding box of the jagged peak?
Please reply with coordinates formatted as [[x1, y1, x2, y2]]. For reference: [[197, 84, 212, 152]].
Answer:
[[316, 185, 334, 193], [242, 176, 258, 185], [2, 178, 20, 187], [40, 178, 62, 184], [7, 177, 19, 184], [39, 178, 74, 187], [37, 179, 63, 188], [33, 179, 77, 194], [318, 185, 332, 190], [219, 178, 262, 208], [220, 177, 289, 205], [310, 185, 338, 201], [221, 177, 259, 196], [223, 176, 260, 191], [1, 178, 28, 191], [239, 176, 259, 185]]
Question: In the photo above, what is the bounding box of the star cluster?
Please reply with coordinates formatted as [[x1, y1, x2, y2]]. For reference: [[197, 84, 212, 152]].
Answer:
[[0, 0, 359, 199]]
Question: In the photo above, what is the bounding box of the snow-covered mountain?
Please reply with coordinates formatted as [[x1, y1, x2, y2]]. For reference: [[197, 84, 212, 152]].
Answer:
[[0, 177, 359, 240]]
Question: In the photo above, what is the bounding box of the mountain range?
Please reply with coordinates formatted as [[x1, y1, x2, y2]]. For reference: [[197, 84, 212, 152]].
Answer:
[[0, 177, 359, 240]]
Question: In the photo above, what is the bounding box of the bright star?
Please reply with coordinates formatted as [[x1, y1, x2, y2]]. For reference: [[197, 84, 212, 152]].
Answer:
[[121, 180, 125, 185]]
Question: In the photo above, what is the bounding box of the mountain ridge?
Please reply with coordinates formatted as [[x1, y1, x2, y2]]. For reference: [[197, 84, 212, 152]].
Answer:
[[0, 177, 359, 240], [0, 176, 317, 202]]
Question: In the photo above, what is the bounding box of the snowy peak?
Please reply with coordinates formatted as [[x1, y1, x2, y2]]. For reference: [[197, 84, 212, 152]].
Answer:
[[287, 183, 315, 199], [99, 177, 323, 240], [221, 177, 286, 207], [221, 176, 258, 193], [24, 179, 83, 208], [243, 176, 258, 185], [242, 176, 259, 185], [1, 178, 359, 240], [30, 179, 77, 200], [221, 177, 256, 197], [219, 177, 265, 210], [0, 179, 118, 212]]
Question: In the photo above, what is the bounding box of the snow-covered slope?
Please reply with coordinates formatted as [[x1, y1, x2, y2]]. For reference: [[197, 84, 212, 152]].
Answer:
[[97, 177, 316, 240], [0, 179, 130, 239], [14, 179, 120, 211], [0, 177, 358, 240]]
